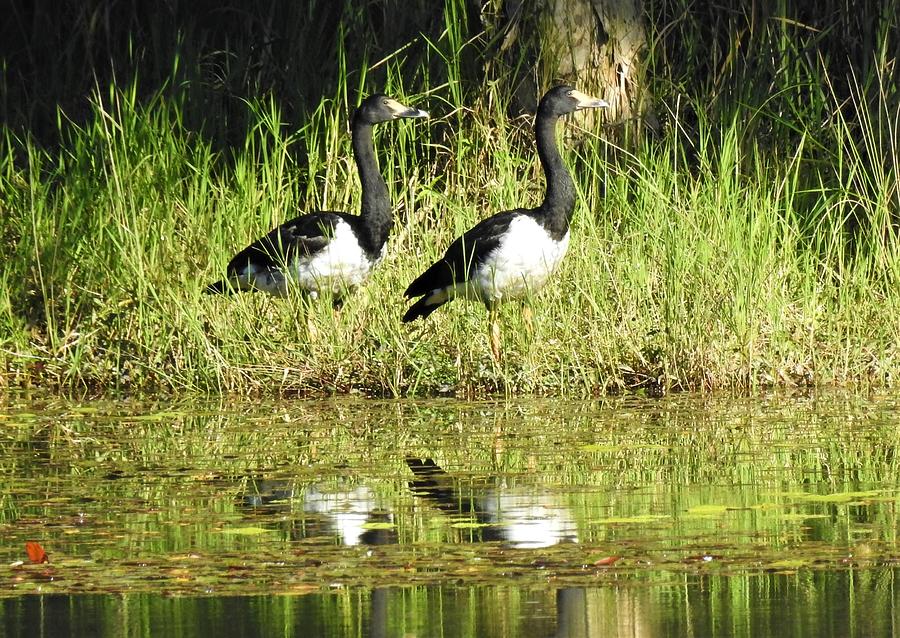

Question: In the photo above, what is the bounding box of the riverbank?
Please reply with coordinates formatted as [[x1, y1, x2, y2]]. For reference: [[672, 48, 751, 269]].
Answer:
[[2, 74, 898, 396]]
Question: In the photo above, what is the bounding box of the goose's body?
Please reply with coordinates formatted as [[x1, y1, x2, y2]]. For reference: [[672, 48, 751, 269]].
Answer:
[[213, 213, 386, 298], [402, 86, 607, 324], [207, 94, 427, 302], [406, 211, 570, 318]]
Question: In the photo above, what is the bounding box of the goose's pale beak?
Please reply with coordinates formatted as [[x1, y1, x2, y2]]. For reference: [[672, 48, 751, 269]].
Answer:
[[388, 99, 430, 119], [571, 90, 609, 110]]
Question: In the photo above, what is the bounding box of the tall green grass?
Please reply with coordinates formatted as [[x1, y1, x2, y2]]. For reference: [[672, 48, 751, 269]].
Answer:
[[1, 3, 899, 396]]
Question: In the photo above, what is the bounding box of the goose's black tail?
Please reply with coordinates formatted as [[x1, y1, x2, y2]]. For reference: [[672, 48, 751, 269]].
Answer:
[[402, 295, 447, 322]]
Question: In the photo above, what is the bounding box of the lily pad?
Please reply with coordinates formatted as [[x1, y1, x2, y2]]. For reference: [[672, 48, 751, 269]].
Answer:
[[360, 522, 395, 530], [593, 515, 670, 525], [685, 504, 729, 516], [218, 527, 275, 536]]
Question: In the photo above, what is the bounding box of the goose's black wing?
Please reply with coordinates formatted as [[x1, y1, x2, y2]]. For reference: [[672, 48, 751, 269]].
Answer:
[[402, 210, 523, 321], [205, 212, 347, 295], [225, 212, 341, 275], [405, 211, 521, 298]]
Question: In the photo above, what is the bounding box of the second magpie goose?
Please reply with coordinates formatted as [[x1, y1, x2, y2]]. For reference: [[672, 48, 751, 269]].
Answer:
[[402, 86, 607, 324]]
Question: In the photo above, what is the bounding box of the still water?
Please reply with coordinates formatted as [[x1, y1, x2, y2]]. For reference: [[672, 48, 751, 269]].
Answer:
[[1, 393, 898, 636]]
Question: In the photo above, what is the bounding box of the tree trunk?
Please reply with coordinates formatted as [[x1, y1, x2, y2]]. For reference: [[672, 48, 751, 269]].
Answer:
[[481, 0, 650, 136]]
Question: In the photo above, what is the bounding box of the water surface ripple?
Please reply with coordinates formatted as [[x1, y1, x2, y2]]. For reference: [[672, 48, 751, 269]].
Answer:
[[1, 393, 898, 636]]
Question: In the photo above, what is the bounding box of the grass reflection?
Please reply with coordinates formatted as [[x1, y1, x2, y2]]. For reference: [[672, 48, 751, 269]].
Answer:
[[1, 573, 897, 638], [0, 393, 898, 598]]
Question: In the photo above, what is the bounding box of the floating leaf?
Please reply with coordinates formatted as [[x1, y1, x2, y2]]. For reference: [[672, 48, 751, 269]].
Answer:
[[25, 541, 49, 564], [594, 515, 670, 525], [685, 505, 728, 516], [798, 490, 883, 503], [360, 522, 395, 530], [593, 556, 621, 566], [218, 527, 274, 536], [772, 490, 890, 503]]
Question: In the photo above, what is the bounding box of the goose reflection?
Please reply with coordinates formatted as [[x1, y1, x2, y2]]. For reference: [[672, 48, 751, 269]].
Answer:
[[406, 457, 578, 548], [239, 478, 394, 638], [302, 483, 396, 546], [238, 466, 608, 637], [239, 478, 396, 546], [407, 459, 595, 637]]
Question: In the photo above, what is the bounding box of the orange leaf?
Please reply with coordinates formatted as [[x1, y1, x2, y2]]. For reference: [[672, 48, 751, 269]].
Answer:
[[25, 541, 49, 564], [593, 556, 621, 567]]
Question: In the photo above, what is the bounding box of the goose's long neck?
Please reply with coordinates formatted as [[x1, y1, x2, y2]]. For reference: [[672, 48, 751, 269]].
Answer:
[[352, 118, 392, 252], [535, 113, 575, 239]]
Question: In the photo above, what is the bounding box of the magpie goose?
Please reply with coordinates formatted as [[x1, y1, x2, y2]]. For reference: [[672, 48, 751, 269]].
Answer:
[[402, 86, 607, 323], [401, 85, 606, 358], [206, 94, 428, 303]]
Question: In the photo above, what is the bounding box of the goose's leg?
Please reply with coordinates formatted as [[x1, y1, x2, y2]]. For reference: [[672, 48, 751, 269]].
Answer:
[[489, 307, 502, 363]]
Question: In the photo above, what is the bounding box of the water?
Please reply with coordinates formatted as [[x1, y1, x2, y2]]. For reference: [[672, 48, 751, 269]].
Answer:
[[3, 575, 897, 637], [1, 393, 898, 636]]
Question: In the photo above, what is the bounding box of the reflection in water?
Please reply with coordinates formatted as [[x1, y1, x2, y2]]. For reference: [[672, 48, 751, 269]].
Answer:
[[2, 571, 898, 638], [240, 478, 396, 637], [240, 479, 396, 546], [3, 395, 900, 636], [481, 489, 578, 548], [239, 459, 579, 550], [407, 457, 577, 547], [227, 450, 900, 638], [238, 461, 589, 635], [302, 484, 396, 547], [408, 458, 593, 636]]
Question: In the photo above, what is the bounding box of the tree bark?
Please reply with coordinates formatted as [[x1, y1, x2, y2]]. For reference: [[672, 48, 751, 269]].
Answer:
[[481, 0, 650, 136]]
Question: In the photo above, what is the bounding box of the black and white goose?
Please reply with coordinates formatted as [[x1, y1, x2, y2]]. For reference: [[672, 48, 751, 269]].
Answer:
[[401, 85, 607, 354], [206, 94, 428, 302]]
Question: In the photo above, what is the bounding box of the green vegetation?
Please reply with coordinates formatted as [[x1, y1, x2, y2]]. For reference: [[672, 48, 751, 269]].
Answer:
[[1, 2, 899, 396]]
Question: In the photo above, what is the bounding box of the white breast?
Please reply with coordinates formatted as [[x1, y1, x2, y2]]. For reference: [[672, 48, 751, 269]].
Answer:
[[291, 220, 377, 296], [467, 215, 569, 304]]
